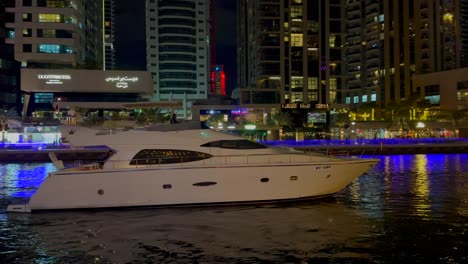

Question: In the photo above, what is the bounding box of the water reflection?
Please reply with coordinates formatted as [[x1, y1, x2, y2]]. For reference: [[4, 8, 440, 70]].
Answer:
[[340, 154, 468, 222], [4, 203, 375, 263], [0, 163, 56, 206], [413, 155, 430, 218]]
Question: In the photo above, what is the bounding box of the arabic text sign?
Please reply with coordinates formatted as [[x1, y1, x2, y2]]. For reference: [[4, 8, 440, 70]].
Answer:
[[105, 76, 140, 89]]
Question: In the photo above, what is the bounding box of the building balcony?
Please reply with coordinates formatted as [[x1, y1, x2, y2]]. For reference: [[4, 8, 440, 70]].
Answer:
[[347, 8, 361, 16], [347, 60, 361, 65]]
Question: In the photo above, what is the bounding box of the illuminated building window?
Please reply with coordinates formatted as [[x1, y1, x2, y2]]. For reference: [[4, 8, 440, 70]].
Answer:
[[308, 92, 318, 101], [443, 13, 454, 24], [371, 93, 377, 102], [38, 44, 60, 53], [291, 33, 303, 47], [38, 44, 73, 54], [34, 93, 54, 104], [329, 34, 336, 48], [362, 95, 368, 102], [291, 92, 303, 102], [7, 30, 15, 39], [22, 29, 32, 37], [329, 78, 337, 102], [38, 14, 62, 23], [308, 21, 318, 32], [291, 76, 303, 91], [353, 96, 359, 103], [308, 77, 318, 90], [50, 1, 66, 7], [22, 13, 32, 22], [346, 97, 351, 104], [291, 6, 302, 19]]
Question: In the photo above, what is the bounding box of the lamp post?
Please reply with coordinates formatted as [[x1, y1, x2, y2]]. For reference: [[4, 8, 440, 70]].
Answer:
[[1, 120, 6, 143]]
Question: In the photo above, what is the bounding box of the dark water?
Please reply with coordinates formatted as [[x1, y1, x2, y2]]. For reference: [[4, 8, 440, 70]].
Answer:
[[0, 154, 467, 264]]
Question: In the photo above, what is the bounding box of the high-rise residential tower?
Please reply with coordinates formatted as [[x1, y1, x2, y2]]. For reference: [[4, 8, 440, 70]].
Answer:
[[344, 0, 462, 108], [5, 0, 103, 69], [237, 0, 346, 107], [146, 0, 211, 118]]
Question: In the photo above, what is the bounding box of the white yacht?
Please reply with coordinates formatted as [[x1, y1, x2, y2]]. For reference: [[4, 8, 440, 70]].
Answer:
[[7, 122, 379, 213]]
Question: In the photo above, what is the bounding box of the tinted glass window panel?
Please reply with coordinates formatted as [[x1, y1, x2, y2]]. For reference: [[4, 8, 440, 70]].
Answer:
[[130, 149, 212, 165]]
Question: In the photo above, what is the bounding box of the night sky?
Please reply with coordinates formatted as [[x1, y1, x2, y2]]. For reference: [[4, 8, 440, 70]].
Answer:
[[115, 0, 237, 95]]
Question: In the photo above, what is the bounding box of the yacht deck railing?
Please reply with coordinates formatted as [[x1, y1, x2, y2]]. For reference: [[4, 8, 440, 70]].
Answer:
[[67, 152, 357, 172]]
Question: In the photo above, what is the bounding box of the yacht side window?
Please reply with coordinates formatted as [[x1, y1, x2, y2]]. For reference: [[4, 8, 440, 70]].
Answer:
[[130, 149, 212, 165], [201, 140, 268, 149]]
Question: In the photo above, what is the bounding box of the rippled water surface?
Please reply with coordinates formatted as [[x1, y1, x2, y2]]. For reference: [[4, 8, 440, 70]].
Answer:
[[1, 154, 467, 263]]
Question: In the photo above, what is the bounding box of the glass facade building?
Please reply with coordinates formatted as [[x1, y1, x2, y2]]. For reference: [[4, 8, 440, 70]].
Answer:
[[146, 0, 211, 118]]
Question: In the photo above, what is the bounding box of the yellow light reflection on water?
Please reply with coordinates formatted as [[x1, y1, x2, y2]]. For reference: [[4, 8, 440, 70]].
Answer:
[[450, 155, 468, 218], [413, 154, 430, 218]]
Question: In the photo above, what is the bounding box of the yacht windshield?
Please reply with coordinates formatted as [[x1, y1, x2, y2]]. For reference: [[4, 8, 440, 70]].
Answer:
[[201, 140, 268, 149]]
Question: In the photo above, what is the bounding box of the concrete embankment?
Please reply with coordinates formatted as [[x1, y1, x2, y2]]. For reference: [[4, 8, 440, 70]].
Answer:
[[0, 147, 109, 163]]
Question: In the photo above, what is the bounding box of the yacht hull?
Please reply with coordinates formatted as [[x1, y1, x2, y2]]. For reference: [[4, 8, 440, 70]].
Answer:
[[12, 159, 378, 212]]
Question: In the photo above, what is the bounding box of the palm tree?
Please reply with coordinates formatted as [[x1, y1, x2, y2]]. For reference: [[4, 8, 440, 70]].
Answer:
[[268, 111, 293, 128], [267, 112, 293, 140], [135, 108, 166, 126], [333, 112, 350, 139]]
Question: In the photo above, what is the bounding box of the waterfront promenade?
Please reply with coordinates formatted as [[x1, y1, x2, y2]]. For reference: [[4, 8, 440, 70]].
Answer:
[[266, 138, 468, 155], [0, 138, 466, 163]]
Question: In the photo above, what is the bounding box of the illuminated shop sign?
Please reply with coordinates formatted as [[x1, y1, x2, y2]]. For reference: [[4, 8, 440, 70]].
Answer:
[[105, 76, 139, 89], [37, 74, 71, 85], [281, 103, 311, 109]]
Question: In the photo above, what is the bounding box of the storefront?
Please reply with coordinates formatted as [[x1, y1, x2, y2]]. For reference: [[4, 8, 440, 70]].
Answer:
[[20, 68, 154, 117]]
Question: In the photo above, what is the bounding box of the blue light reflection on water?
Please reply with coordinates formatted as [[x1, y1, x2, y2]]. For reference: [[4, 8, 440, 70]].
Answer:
[[0, 163, 56, 205]]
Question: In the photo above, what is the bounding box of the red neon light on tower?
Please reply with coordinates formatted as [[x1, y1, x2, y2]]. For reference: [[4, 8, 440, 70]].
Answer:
[[212, 65, 226, 96], [211, 71, 216, 94], [221, 71, 226, 96]]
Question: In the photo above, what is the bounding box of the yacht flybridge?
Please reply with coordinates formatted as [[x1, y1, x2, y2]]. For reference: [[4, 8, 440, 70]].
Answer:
[[7, 122, 379, 213]]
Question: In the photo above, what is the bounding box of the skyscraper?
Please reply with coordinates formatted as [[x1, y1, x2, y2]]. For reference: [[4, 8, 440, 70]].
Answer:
[[5, 0, 103, 69], [345, 0, 462, 107], [237, 0, 346, 107], [145, 0, 211, 119]]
